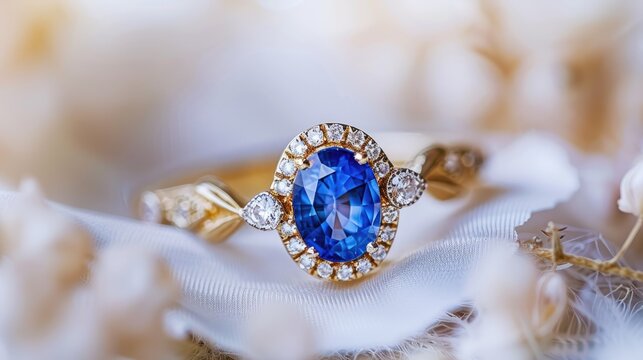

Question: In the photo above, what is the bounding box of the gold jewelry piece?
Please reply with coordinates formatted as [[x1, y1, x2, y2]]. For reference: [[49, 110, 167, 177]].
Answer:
[[139, 123, 483, 282]]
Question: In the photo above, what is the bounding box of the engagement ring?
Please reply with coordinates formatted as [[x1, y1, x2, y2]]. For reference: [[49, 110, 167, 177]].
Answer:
[[139, 123, 483, 282]]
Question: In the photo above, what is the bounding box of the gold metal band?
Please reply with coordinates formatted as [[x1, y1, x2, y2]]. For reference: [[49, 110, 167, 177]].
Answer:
[[139, 177, 244, 243], [138, 143, 483, 243]]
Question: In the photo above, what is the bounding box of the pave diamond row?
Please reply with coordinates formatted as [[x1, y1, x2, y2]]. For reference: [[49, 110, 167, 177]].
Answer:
[[277, 198, 399, 280], [275, 124, 390, 196]]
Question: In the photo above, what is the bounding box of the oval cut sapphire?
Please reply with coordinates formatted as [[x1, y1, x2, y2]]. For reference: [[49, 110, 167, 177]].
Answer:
[[293, 147, 381, 262]]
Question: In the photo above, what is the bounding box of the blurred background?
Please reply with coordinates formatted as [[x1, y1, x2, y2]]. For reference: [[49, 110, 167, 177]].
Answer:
[[3, 2, 643, 359], [1, 0, 642, 215]]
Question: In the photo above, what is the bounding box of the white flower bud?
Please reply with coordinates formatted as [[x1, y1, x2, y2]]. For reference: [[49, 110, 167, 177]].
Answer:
[[618, 161, 643, 216]]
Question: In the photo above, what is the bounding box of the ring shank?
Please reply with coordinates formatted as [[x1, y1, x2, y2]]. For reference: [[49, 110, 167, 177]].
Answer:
[[137, 134, 483, 243]]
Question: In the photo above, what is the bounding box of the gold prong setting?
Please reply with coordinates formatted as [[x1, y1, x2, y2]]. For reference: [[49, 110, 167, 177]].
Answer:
[[260, 123, 420, 281]]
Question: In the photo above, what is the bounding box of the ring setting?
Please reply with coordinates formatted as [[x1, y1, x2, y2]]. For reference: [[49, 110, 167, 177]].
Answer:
[[240, 123, 426, 281], [139, 122, 483, 282]]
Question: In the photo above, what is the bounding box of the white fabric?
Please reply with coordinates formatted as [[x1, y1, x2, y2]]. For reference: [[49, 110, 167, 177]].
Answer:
[[0, 133, 578, 355]]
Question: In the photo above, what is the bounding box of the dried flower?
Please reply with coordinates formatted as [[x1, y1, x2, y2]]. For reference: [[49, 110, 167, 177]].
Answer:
[[618, 160, 643, 216]]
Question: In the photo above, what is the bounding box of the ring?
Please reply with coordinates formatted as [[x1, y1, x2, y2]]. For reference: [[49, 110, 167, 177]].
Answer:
[[138, 123, 483, 281]]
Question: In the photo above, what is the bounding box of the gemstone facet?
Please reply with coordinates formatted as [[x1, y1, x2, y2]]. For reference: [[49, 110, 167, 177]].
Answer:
[[293, 147, 382, 262]]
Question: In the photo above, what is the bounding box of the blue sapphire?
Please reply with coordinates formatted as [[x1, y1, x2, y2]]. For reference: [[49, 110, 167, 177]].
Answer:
[[293, 147, 381, 262]]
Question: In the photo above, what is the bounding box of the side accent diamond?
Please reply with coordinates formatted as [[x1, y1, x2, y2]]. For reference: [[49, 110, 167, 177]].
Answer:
[[242, 192, 283, 230], [387, 168, 426, 208]]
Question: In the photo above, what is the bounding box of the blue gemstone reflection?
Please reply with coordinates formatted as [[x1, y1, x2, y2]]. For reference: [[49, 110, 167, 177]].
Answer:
[[293, 147, 381, 262]]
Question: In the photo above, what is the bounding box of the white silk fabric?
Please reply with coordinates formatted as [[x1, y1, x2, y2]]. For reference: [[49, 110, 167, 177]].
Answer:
[[0, 133, 579, 355]]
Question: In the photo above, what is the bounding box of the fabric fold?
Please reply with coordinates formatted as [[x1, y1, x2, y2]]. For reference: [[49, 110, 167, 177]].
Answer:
[[0, 133, 579, 354]]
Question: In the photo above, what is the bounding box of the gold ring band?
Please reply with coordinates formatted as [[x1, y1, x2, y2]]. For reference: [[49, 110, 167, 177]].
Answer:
[[138, 124, 483, 281]]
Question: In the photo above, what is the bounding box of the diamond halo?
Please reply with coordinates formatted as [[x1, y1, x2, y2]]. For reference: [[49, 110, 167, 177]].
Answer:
[[240, 123, 425, 281]]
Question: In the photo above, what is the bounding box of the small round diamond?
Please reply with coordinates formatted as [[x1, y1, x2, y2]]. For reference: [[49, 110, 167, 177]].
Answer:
[[286, 238, 306, 254], [299, 254, 316, 270], [279, 158, 296, 176], [382, 207, 399, 223], [387, 169, 426, 207], [326, 124, 345, 142], [368, 243, 387, 262], [380, 226, 396, 242], [289, 138, 308, 157], [374, 161, 390, 178], [280, 221, 296, 237], [170, 196, 204, 228], [140, 192, 162, 223], [444, 152, 461, 173], [306, 126, 324, 147], [316, 262, 333, 278], [242, 192, 284, 230], [274, 179, 293, 196], [337, 265, 353, 281], [461, 151, 478, 168], [347, 129, 366, 148], [356, 258, 372, 274], [365, 141, 381, 160]]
